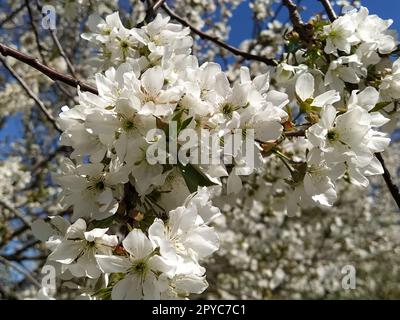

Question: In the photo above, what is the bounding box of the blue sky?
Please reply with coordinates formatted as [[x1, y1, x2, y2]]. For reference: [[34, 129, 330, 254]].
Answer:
[[1, 0, 400, 148], [229, 0, 400, 47]]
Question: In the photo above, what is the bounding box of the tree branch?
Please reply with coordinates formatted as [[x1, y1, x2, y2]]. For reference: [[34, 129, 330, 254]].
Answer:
[[24, 0, 46, 63], [0, 43, 98, 94], [0, 256, 41, 288], [6, 254, 47, 262], [0, 56, 62, 132], [161, 4, 278, 66], [35, 0, 77, 78], [31, 146, 70, 175], [317, 0, 337, 22], [4, 240, 41, 261], [375, 152, 400, 210], [6, 225, 30, 243], [138, 0, 167, 27], [282, 0, 312, 42], [24, 1, 76, 100], [0, 199, 31, 227], [284, 129, 306, 137], [49, 30, 77, 77], [283, 0, 305, 32], [0, 3, 25, 28]]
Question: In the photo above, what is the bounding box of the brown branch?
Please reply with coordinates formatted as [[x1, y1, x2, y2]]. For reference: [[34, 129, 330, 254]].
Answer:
[[138, 0, 167, 27], [282, 0, 312, 42], [49, 30, 77, 78], [35, 0, 77, 78], [284, 129, 306, 137], [152, 0, 167, 12], [317, 0, 337, 22], [375, 152, 400, 210], [283, 0, 305, 31], [161, 4, 278, 66], [0, 56, 62, 132], [0, 43, 98, 94], [6, 254, 47, 262]]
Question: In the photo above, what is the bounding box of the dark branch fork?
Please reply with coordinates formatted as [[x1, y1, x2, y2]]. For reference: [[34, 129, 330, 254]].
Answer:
[[375, 153, 400, 209], [0, 3, 25, 28], [283, 0, 306, 33], [137, 0, 167, 27], [0, 56, 62, 132], [0, 43, 98, 94], [318, 0, 338, 22], [161, 4, 278, 66]]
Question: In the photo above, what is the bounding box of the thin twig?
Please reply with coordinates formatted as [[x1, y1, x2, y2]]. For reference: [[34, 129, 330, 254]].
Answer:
[[0, 43, 98, 94], [0, 3, 25, 28], [4, 240, 41, 261], [5, 225, 30, 243], [0, 199, 31, 228], [269, 3, 284, 22], [35, 0, 77, 78], [0, 256, 41, 288], [152, 0, 166, 12], [317, 0, 337, 22], [138, 0, 167, 27], [26, 1, 77, 99], [31, 146, 70, 175], [48, 30, 77, 77], [283, 0, 305, 31], [25, 0, 46, 63], [375, 152, 400, 210], [282, 0, 311, 42], [161, 4, 278, 66], [284, 129, 306, 137], [6, 254, 47, 261], [0, 56, 62, 132]]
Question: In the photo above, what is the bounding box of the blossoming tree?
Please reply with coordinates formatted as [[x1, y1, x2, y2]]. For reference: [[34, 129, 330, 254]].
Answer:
[[1, 0, 400, 299]]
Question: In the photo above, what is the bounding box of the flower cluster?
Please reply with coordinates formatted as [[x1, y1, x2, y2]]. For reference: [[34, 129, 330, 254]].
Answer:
[[268, 6, 398, 215], [82, 12, 193, 70], [56, 12, 289, 221], [33, 187, 220, 299], [285, 74, 390, 212], [322, 7, 398, 92], [43, 12, 292, 299], [28, 5, 400, 300]]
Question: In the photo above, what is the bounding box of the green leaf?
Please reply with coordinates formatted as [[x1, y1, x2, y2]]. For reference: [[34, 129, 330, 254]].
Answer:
[[178, 163, 216, 193], [172, 109, 184, 122], [369, 101, 391, 113], [291, 162, 307, 183], [92, 215, 116, 228], [180, 116, 193, 131]]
